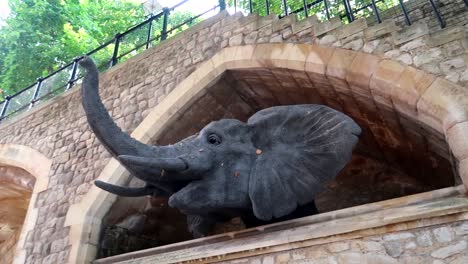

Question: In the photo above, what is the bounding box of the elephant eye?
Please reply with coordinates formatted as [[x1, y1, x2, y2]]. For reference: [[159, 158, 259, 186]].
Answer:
[[207, 133, 222, 145]]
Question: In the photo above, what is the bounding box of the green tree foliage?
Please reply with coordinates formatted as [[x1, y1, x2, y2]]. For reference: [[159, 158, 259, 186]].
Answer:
[[0, 0, 198, 99], [227, 0, 401, 21]]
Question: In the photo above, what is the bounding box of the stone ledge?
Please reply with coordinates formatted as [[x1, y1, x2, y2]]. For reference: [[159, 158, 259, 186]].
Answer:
[[364, 20, 399, 40], [336, 18, 368, 39], [426, 26, 466, 47], [272, 14, 297, 32], [314, 17, 341, 37], [392, 22, 429, 45], [291, 15, 319, 34]]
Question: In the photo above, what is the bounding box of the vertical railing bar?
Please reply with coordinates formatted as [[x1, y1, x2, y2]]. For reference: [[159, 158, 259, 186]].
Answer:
[[29, 78, 43, 109], [464, 0, 468, 7], [219, 0, 226, 10], [324, 0, 330, 19], [428, 0, 446, 28], [109, 33, 121, 68], [66, 59, 79, 90], [343, 0, 354, 23], [371, 0, 382, 23], [302, 0, 309, 17], [283, 0, 289, 16], [161, 8, 170, 41], [0, 96, 10, 120], [249, 0, 253, 13], [398, 0, 411, 25], [146, 16, 154, 49], [265, 0, 270, 15], [234, 0, 237, 13]]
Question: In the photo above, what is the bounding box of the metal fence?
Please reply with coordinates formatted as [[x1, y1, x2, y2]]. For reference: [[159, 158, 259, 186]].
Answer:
[[1, 0, 466, 122]]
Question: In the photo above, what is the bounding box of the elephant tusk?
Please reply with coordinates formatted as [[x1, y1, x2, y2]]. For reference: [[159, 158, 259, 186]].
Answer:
[[94, 180, 160, 197], [118, 155, 188, 172]]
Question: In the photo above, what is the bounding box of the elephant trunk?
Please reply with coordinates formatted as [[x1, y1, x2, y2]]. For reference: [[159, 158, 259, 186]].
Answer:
[[79, 57, 156, 158], [79, 57, 191, 196]]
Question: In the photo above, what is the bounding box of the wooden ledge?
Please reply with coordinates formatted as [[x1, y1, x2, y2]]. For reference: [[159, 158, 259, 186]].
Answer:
[[94, 186, 467, 264]]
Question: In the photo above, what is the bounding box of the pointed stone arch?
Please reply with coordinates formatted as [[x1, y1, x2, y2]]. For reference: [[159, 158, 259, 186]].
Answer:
[[65, 43, 468, 263], [0, 144, 51, 264]]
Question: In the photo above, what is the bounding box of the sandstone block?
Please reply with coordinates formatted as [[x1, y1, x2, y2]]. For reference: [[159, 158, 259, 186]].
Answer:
[[327, 242, 350, 253], [364, 19, 399, 40], [447, 122, 468, 161], [272, 14, 297, 32], [336, 18, 367, 39], [431, 240, 467, 259], [370, 60, 405, 110], [392, 22, 429, 45], [417, 77, 468, 133], [292, 15, 319, 34], [391, 66, 435, 119], [427, 26, 465, 47], [326, 48, 357, 80], [314, 17, 341, 37]]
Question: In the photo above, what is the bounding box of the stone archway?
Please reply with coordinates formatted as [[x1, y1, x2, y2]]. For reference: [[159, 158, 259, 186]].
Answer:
[[0, 144, 51, 264], [65, 43, 468, 263]]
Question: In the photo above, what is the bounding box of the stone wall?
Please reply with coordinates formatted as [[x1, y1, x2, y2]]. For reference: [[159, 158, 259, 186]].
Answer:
[[222, 221, 468, 264], [0, 0, 466, 263]]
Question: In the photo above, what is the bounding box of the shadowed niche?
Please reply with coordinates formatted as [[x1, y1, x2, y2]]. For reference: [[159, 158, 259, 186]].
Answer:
[[98, 69, 456, 258]]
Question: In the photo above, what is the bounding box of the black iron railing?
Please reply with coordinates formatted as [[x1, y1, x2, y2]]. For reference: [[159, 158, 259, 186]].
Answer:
[[0, 0, 464, 122]]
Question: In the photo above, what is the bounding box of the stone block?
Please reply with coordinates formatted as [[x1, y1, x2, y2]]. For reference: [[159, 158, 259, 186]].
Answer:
[[336, 18, 368, 39], [347, 52, 381, 89], [370, 60, 405, 110], [447, 122, 468, 161], [459, 158, 468, 192], [256, 14, 278, 30], [304, 45, 335, 75], [314, 17, 341, 37], [392, 22, 429, 45], [417, 77, 468, 133], [427, 26, 465, 47], [291, 15, 319, 34], [364, 19, 399, 40], [272, 14, 297, 32], [431, 240, 467, 259], [391, 66, 435, 119], [326, 48, 357, 81]]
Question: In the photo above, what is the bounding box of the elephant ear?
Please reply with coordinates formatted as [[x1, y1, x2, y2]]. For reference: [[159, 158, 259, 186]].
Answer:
[[247, 105, 361, 221]]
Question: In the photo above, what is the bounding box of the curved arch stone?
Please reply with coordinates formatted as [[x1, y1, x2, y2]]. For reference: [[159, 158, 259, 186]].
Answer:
[[0, 144, 51, 264], [65, 43, 468, 263]]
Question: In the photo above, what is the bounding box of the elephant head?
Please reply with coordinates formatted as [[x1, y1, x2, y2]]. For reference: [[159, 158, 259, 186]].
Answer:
[[79, 57, 361, 235]]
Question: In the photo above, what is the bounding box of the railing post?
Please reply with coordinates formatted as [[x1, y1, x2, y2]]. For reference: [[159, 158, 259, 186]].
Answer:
[[265, 0, 270, 15], [109, 33, 121, 68], [282, 0, 288, 16], [29, 78, 43, 109], [324, 0, 331, 20], [464, 0, 468, 7], [302, 0, 308, 17], [0, 96, 11, 120], [371, 0, 382, 23], [398, 0, 411, 26], [146, 16, 154, 49], [161, 7, 170, 41], [249, 0, 253, 14], [428, 0, 446, 28], [66, 58, 79, 90], [343, 0, 354, 23], [219, 0, 226, 11]]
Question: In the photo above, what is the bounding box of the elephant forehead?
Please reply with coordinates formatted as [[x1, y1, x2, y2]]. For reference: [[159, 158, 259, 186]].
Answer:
[[203, 119, 249, 137]]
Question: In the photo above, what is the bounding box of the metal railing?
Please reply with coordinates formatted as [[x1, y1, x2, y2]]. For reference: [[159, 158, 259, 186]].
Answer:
[[1, 0, 465, 122]]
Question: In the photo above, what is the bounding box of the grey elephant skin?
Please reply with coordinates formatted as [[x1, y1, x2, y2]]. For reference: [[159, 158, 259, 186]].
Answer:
[[78, 57, 361, 238]]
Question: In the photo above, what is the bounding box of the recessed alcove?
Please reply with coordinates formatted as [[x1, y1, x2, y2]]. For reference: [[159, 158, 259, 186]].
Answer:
[[99, 66, 457, 258], [0, 166, 35, 262]]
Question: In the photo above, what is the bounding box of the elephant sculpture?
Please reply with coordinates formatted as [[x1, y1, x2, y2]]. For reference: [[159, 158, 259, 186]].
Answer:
[[79, 57, 361, 237]]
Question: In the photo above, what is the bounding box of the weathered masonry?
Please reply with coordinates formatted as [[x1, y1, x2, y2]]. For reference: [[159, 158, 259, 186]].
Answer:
[[1, 0, 468, 263]]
